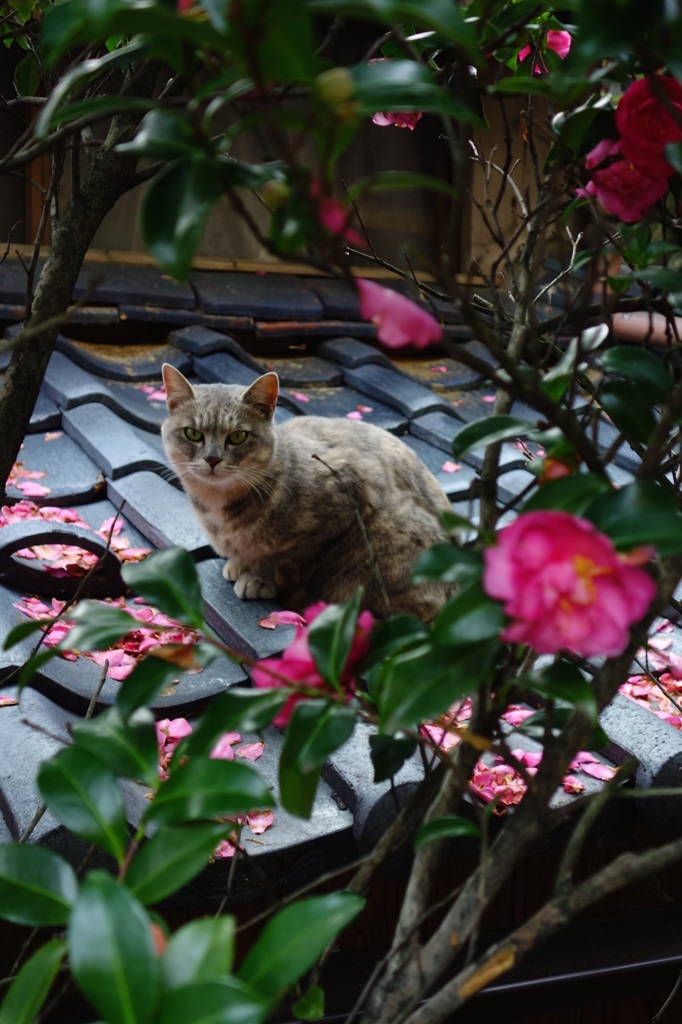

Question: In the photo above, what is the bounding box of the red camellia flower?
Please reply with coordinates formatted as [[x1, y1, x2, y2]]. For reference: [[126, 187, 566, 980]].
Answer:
[[482, 510, 656, 658], [371, 110, 422, 131], [615, 75, 682, 178], [356, 278, 443, 349], [578, 138, 669, 223], [252, 602, 374, 726]]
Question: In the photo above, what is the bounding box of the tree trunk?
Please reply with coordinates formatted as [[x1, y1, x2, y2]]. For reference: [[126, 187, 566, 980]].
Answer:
[[0, 69, 158, 502]]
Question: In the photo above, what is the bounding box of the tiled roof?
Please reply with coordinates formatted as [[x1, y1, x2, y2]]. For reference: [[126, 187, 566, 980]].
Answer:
[[0, 260, 679, 907]]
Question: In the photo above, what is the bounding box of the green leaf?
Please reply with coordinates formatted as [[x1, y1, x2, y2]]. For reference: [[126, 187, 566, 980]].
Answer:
[[0, 845, 78, 926], [279, 701, 356, 817], [369, 733, 416, 782], [0, 939, 66, 1024], [13, 52, 41, 97], [116, 655, 189, 719], [162, 917, 236, 989], [430, 582, 505, 647], [363, 614, 427, 667], [292, 984, 325, 1021], [69, 871, 160, 1024], [519, 661, 598, 722], [522, 473, 611, 514], [599, 380, 657, 444], [62, 602, 137, 653], [182, 688, 287, 758], [36, 40, 149, 135], [379, 641, 496, 733], [118, 109, 205, 161], [140, 157, 223, 282], [451, 415, 534, 458], [414, 815, 479, 851], [412, 545, 483, 585], [307, 590, 363, 688], [598, 345, 674, 402], [72, 707, 159, 787], [308, 0, 479, 56], [583, 480, 682, 555], [156, 979, 269, 1024], [3, 618, 56, 649], [541, 324, 609, 402], [126, 824, 228, 905], [346, 170, 456, 202], [350, 59, 481, 122], [38, 747, 128, 863], [122, 547, 204, 628], [145, 758, 273, 826], [238, 894, 364, 997]]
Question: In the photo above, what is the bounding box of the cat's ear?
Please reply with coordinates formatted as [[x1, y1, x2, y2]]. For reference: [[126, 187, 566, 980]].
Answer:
[[241, 372, 279, 420], [162, 363, 195, 411]]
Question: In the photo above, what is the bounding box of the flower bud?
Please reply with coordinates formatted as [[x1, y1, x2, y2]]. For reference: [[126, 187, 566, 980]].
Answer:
[[261, 179, 290, 211], [315, 68, 359, 121]]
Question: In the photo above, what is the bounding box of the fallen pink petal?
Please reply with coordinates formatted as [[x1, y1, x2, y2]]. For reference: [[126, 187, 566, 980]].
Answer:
[[346, 411, 363, 420], [0, 695, 18, 707], [441, 461, 461, 473], [258, 610, 307, 629]]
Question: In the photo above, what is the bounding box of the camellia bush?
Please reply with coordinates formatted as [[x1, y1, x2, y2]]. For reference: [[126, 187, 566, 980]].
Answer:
[[7, 1, 682, 1022]]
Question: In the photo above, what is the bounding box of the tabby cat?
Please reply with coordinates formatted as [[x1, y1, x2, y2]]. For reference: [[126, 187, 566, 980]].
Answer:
[[161, 363, 454, 620]]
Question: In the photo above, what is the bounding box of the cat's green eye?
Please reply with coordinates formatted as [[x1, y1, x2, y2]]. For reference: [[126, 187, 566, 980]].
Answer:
[[228, 429, 249, 446], [184, 427, 203, 443]]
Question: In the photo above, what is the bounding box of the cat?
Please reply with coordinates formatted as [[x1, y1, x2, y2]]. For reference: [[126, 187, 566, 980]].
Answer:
[[161, 363, 454, 621]]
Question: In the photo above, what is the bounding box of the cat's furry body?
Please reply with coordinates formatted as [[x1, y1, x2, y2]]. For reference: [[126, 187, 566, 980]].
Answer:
[[161, 364, 453, 620]]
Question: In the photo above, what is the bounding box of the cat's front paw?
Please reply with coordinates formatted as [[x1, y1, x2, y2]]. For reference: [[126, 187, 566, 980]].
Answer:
[[233, 571, 278, 601], [223, 557, 245, 583]]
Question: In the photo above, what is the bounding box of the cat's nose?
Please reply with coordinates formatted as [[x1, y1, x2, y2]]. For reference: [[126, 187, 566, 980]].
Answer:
[[205, 455, 221, 468]]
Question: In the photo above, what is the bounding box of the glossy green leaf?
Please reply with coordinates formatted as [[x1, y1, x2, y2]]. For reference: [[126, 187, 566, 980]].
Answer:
[[0, 845, 78, 926], [379, 641, 496, 733], [61, 602, 137, 653], [69, 871, 160, 1024], [0, 939, 66, 1024], [307, 590, 363, 688], [414, 815, 479, 851], [412, 545, 483, 585], [4, 617, 58, 649], [36, 40, 149, 136], [140, 157, 223, 282], [38, 747, 128, 863], [162, 917, 236, 989], [116, 655, 188, 719], [238, 894, 364, 997], [598, 345, 674, 402], [583, 480, 682, 555], [599, 380, 657, 444], [118, 109, 205, 161], [182, 688, 287, 758], [156, 979, 269, 1024], [369, 733, 417, 782], [363, 614, 427, 667], [451, 415, 534, 458], [279, 701, 356, 817], [522, 473, 611, 514], [122, 547, 204, 628], [145, 758, 273, 826], [430, 582, 505, 647], [519, 661, 598, 722], [13, 52, 40, 98], [72, 707, 159, 787], [350, 59, 481, 122], [541, 324, 609, 401], [16, 649, 61, 692], [308, 0, 479, 55], [126, 824, 228, 905], [292, 985, 325, 1021]]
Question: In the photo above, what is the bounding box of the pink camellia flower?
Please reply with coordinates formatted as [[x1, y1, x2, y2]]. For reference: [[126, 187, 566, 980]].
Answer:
[[578, 138, 669, 222], [616, 75, 682, 178], [371, 110, 422, 131], [356, 278, 442, 349], [252, 602, 374, 727], [482, 510, 656, 658], [518, 29, 572, 71], [309, 178, 366, 248]]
